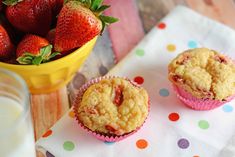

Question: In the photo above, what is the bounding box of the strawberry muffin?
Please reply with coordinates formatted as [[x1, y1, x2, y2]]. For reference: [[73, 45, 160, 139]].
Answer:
[[168, 48, 235, 109], [74, 77, 149, 140]]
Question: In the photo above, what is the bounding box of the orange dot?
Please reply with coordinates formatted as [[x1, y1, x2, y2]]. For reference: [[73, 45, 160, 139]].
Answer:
[[193, 156, 200, 157], [42, 129, 52, 138], [69, 111, 75, 118], [136, 139, 148, 149], [167, 44, 176, 52]]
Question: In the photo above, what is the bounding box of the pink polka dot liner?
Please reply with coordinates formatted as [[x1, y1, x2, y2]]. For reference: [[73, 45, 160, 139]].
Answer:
[[73, 76, 150, 142], [173, 85, 235, 110]]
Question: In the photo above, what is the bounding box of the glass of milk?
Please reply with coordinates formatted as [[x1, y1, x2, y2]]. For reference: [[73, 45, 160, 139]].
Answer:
[[0, 68, 36, 157]]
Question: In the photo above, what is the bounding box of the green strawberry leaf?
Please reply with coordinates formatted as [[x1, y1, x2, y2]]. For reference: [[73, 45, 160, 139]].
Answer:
[[84, 0, 91, 8], [32, 56, 43, 65], [48, 52, 61, 60], [95, 5, 110, 15], [99, 15, 119, 24], [40, 45, 52, 58], [91, 0, 103, 11], [3, 0, 22, 6], [17, 56, 32, 65], [100, 20, 105, 35]]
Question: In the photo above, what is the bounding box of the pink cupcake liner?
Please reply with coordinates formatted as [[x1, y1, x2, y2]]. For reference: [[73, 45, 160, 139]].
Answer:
[[173, 85, 235, 110], [73, 75, 150, 142]]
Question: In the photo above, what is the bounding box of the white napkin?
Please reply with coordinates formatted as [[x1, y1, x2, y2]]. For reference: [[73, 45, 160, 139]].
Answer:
[[36, 6, 235, 157]]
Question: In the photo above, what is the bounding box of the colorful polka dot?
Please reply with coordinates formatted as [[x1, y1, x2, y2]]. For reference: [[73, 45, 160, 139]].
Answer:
[[157, 22, 166, 29], [168, 112, 180, 121], [136, 139, 148, 149], [134, 76, 144, 85], [42, 130, 53, 138], [136, 49, 145, 56], [68, 110, 75, 118], [188, 40, 198, 48], [63, 141, 75, 151], [198, 120, 209, 130], [167, 44, 176, 52], [177, 138, 190, 149], [159, 88, 169, 97], [223, 104, 233, 113], [46, 151, 55, 157], [104, 141, 115, 145]]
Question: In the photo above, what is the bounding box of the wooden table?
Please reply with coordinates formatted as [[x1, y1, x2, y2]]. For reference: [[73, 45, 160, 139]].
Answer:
[[35, 0, 235, 156]]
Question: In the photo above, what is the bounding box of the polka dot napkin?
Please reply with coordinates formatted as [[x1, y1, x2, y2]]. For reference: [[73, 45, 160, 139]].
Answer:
[[36, 6, 235, 157]]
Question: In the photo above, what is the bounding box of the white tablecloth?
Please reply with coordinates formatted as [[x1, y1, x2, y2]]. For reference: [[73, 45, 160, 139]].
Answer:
[[36, 6, 235, 157]]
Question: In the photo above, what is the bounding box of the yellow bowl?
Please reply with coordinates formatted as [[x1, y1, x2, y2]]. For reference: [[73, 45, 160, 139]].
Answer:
[[0, 37, 97, 94]]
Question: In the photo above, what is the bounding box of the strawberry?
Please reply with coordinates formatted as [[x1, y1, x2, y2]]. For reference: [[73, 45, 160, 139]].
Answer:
[[49, 0, 64, 27], [49, 0, 64, 16], [16, 35, 59, 65], [0, 0, 3, 12], [46, 29, 56, 45], [4, 0, 52, 36], [54, 0, 118, 52], [0, 25, 15, 60], [0, 13, 23, 45]]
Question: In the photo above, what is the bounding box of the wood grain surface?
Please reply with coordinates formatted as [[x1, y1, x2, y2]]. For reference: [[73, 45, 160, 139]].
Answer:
[[34, 0, 235, 156]]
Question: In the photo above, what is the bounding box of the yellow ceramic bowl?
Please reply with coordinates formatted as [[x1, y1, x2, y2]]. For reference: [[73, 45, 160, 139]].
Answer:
[[0, 37, 97, 94]]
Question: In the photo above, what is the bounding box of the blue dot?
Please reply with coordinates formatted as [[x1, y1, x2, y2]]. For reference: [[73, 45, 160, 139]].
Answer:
[[223, 105, 233, 113], [104, 141, 115, 145], [159, 88, 170, 97], [188, 41, 198, 48]]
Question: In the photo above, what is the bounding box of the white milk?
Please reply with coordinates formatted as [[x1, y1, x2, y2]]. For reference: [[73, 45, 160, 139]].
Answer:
[[0, 96, 36, 157]]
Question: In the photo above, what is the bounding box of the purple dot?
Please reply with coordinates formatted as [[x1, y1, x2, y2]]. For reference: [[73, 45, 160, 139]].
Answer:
[[46, 151, 55, 157], [177, 138, 190, 149]]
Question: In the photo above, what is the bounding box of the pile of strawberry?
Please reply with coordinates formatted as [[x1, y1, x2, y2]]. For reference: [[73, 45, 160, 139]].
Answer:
[[0, 0, 118, 65]]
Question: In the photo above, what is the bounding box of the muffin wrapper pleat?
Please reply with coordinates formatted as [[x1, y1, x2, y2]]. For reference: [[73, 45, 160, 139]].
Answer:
[[173, 85, 235, 110], [73, 76, 150, 142]]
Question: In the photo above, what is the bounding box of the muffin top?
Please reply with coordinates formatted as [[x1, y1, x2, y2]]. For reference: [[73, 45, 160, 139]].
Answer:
[[168, 48, 235, 100], [77, 78, 149, 135]]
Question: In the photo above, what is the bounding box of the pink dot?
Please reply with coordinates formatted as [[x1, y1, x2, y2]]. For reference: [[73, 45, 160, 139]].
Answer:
[[134, 76, 144, 85]]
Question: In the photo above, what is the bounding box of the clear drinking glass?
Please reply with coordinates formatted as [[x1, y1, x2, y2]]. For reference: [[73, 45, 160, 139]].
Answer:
[[0, 68, 36, 157]]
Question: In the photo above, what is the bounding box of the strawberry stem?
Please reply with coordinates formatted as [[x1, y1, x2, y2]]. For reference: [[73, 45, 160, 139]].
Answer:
[[3, 0, 22, 6], [17, 45, 60, 65], [90, 0, 103, 11]]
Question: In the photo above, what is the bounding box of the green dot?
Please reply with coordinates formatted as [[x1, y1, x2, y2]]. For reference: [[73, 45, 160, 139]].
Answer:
[[198, 120, 209, 129], [136, 49, 145, 56], [63, 141, 75, 151]]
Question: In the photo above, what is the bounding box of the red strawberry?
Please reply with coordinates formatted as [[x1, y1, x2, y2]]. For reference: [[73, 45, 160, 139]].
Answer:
[[0, 25, 15, 60], [4, 0, 52, 36], [16, 35, 59, 65], [0, 13, 23, 45], [46, 29, 56, 45], [0, 0, 3, 12], [49, 0, 64, 27], [54, 0, 118, 52], [49, 0, 64, 16]]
